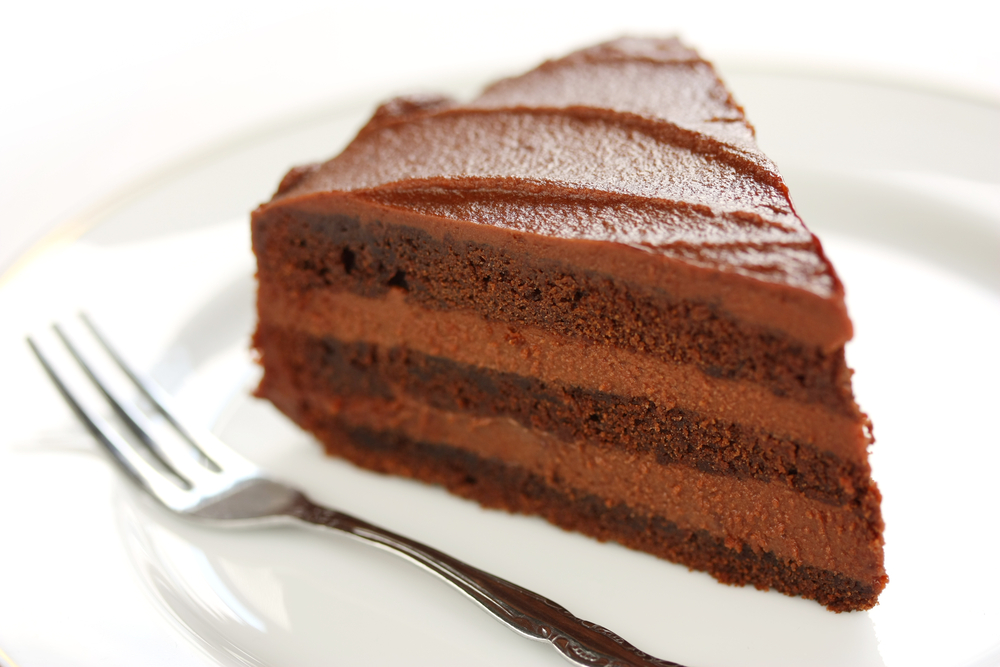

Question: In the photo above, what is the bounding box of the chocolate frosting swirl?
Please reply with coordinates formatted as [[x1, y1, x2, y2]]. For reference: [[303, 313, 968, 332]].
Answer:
[[272, 37, 842, 302]]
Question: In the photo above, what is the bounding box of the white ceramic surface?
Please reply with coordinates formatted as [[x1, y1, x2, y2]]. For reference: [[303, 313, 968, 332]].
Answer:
[[0, 69, 998, 667]]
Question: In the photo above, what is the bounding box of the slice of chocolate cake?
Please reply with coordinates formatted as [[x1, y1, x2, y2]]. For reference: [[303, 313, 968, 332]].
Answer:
[[251, 37, 887, 611]]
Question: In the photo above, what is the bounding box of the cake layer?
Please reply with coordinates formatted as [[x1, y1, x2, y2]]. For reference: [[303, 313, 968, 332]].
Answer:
[[257, 285, 869, 463], [257, 365, 885, 610], [264, 187, 851, 352], [253, 207, 858, 413], [256, 323, 878, 510], [334, 425, 883, 612]]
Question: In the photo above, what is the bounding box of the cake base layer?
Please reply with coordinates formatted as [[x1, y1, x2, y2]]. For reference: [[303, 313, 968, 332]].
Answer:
[[297, 413, 881, 612]]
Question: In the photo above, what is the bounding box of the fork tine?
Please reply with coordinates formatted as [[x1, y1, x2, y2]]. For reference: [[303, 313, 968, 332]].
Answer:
[[27, 334, 192, 511], [52, 322, 214, 487], [79, 313, 255, 473]]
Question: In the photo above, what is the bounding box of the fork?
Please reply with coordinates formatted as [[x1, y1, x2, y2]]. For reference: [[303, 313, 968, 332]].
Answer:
[[27, 314, 683, 667]]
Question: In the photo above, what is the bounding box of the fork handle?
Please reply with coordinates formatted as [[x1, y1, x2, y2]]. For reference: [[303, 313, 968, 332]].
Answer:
[[287, 498, 682, 667]]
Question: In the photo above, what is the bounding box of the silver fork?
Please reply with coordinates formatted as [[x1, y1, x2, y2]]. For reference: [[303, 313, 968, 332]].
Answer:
[[27, 314, 682, 667]]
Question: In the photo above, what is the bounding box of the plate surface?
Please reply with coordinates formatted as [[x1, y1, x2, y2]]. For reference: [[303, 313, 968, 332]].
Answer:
[[1, 68, 998, 667]]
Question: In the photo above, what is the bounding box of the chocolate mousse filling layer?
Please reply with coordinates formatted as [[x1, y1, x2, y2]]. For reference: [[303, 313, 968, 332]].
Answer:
[[252, 208, 858, 414], [257, 322, 879, 511], [257, 286, 869, 461]]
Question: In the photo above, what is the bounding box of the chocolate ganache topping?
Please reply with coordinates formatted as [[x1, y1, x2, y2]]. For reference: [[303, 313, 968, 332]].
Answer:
[[274, 37, 842, 300]]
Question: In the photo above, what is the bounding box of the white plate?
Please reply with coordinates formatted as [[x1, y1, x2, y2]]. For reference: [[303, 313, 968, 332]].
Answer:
[[1, 68, 998, 667]]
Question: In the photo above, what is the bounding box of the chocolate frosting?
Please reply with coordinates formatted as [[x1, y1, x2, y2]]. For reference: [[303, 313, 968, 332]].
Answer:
[[271, 37, 843, 300]]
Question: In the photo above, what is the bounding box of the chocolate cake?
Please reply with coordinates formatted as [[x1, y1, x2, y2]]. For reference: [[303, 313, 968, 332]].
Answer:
[[251, 37, 887, 611]]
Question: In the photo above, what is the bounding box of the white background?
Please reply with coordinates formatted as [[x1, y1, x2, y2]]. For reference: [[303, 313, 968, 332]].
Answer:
[[2, 0, 999, 275]]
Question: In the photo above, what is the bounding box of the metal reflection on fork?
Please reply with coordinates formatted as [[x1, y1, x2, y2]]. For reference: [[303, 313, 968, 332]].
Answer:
[[27, 313, 683, 667]]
